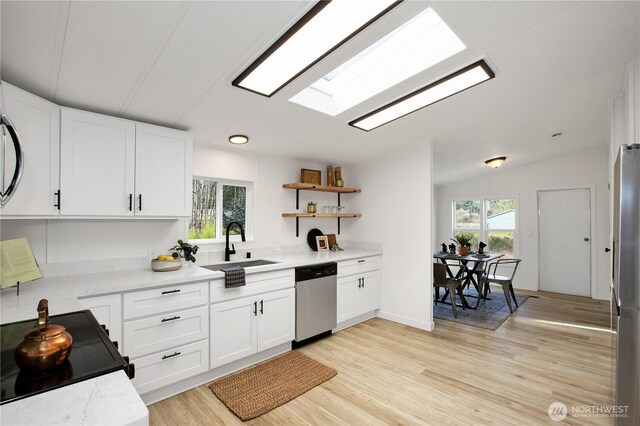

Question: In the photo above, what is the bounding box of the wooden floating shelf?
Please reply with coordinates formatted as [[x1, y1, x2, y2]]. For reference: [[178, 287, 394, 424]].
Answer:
[[282, 183, 361, 193], [282, 213, 362, 218]]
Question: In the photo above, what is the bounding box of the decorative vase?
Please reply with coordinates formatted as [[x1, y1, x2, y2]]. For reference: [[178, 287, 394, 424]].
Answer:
[[458, 246, 469, 256]]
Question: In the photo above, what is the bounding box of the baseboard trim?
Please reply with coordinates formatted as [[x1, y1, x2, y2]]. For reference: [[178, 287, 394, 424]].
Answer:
[[333, 311, 377, 332], [376, 310, 433, 331]]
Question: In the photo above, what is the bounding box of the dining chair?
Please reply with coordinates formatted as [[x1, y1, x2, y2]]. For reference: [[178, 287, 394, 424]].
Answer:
[[481, 259, 522, 313], [433, 263, 465, 318]]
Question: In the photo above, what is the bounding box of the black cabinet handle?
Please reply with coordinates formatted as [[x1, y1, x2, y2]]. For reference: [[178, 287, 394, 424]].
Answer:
[[605, 248, 611, 253], [161, 289, 181, 295], [260, 300, 264, 314], [161, 315, 180, 323], [138, 194, 142, 211], [358, 259, 366, 263], [254, 301, 257, 316], [129, 194, 133, 211], [162, 352, 181, 360], [358, 278, 362, 288], [54, 190, 61, 210], [362, 277, 365, 288]]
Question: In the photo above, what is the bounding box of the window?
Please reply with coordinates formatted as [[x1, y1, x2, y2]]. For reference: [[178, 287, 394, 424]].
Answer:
[[452, 198, 516, 258], [189, 178, 252, 242], [290, 7, 466, 116]]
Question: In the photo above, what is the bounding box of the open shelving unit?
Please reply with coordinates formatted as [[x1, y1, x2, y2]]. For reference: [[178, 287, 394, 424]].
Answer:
[[282, 183, 362, 237]]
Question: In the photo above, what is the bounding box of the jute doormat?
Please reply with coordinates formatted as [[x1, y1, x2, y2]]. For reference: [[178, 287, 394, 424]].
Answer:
[[209, 351, 337, 421]]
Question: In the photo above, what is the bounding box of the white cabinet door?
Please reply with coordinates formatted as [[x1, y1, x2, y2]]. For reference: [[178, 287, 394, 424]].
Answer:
[[1, 82, 59, 216], [210, 296, 257, 368], [134, 123, 192, 217], [60, 107, 135, 216], [337, 276, 360, 323], [360, 271, 381, 314], [257, 289, 295, 352], [78, 293, 122, 351]]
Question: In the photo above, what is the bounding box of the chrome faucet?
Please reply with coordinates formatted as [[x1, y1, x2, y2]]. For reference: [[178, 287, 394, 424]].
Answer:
[[225, 221, 246, 261]]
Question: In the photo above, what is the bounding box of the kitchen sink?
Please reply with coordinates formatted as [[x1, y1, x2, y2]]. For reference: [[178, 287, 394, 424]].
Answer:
[[201, 259, 280, 271]]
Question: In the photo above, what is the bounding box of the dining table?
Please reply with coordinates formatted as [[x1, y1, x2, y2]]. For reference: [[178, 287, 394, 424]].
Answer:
[[433, 251, 504, 309]]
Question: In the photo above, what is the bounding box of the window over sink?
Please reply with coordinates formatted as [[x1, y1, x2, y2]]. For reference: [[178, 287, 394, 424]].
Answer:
[[189, 177, 252, 243]]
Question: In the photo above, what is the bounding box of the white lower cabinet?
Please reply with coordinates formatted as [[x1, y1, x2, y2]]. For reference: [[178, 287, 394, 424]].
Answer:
[[211, 288, 294, 369], [337, 256, 382, 324], [123, 282, 209, 394], [123, 305, 208, 358], [132, 339, 209, 395], [77, 293, 122, 350]]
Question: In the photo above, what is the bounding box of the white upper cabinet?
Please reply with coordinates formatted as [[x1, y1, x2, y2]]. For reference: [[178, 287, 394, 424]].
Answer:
[[60, 108, 192, 217], [1, 82, 59, 216], [135, 123, 192, 217], [60, 107, 136, 216]]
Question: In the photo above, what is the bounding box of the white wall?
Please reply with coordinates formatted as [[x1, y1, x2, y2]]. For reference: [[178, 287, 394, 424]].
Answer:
[[435, 146, 610, 299], [344, 140, 433, 331]]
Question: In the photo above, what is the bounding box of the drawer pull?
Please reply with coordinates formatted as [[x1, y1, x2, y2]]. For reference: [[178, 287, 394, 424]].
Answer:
[[358, 260, 366, 263], [161, 315, 181, 323], [161, 352, 181, 360], [161, 289, 181, 295]]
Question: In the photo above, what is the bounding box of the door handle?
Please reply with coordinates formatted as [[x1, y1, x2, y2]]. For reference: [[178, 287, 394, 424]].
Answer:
[[605, 247, 611, 253], [253, 301, 257, 316], [128, 194, 133, 211], [260, 300, 264, 315], [362, 277, 365, 288], [54, 190, 61, 210], [584, 237, 590, 242], [161, 352, 181, 360], [0, 114, 24, 207], [161, 315, 180, 323], [138, 194, 142, 211], [358, 278, 362, 288]]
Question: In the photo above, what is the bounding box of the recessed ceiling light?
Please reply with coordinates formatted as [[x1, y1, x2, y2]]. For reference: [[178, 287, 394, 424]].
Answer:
[[350, 59, 495, 131], [290, 7, 466, 116], [229, 135, 249, 145], [232, 0, 402, 97], [485, 156, 507, 168]]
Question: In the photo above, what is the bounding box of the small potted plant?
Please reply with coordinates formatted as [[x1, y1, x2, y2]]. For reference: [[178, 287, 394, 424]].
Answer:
[[170, 239, 199, 263], [451, 233, 473, 256], [307, 201, 317, 213]]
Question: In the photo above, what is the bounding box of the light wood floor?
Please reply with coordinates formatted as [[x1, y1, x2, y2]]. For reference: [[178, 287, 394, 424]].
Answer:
[[149, 290, 614, 425]]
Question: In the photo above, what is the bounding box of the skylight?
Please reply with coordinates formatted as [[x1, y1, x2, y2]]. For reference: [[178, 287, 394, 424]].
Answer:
[[289, 7, 466, 116], [233, 0, 402, 97]]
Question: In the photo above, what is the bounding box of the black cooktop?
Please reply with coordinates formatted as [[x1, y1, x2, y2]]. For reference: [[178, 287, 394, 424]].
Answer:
[[0, 310, 129, 405]]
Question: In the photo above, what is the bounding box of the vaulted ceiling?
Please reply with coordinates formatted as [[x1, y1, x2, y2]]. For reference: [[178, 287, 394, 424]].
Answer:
[[2, 1, 638, 184]]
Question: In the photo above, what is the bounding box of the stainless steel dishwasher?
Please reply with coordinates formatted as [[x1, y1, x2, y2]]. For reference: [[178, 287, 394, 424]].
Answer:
[[295, 262, 337, 343]]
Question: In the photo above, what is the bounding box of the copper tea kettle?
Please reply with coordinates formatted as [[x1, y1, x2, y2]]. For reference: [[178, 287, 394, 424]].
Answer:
[[15, 299, 73, 373]]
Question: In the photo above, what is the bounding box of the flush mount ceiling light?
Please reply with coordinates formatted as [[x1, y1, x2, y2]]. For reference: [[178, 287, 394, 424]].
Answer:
[[290, 7, 466, 116], [485, 156, 507, 168], [349, 59, 495, 131], [232, 0, 402, 97], [228, 135, 249, 145]]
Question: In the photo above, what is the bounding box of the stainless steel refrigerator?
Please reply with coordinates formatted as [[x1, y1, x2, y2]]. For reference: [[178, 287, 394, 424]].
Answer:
[[613, 144, 639, 425]]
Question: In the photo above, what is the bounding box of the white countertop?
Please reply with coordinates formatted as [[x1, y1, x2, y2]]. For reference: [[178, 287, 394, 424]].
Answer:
[[0, 371, 148, 426], [0, 249, 380, 426], [0, 249, 381, 324]]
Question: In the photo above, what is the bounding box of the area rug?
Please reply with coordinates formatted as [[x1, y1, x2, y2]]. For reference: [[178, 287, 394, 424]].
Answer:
[[209, 351, 337, 421], [433, 286, 529, 330]]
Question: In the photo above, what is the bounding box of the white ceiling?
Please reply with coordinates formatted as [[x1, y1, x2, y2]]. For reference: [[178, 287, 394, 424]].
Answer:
[[2, 1, 638, 184]]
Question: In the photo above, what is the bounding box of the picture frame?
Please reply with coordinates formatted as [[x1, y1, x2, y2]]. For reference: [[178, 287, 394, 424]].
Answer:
[[316, 236, 329, 251], [301, 168, 321, 185]]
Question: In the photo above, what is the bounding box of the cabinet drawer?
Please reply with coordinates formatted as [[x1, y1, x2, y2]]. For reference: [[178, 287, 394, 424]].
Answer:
[[210, 269, 295, 303], [131, 339, 209, 395], [338, 256, 381, 277], [124, 281, 208, 319], [124, 306, 208, 358]]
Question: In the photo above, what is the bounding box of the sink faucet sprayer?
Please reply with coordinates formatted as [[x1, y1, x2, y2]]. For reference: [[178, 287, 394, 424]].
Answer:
[[225, 221, 246, 261]]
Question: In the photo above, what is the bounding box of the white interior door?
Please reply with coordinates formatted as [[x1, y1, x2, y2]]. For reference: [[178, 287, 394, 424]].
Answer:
[[538, 188, 591, 296]]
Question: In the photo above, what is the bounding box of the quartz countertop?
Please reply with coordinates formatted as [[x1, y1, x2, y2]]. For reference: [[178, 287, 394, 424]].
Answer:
[[0, 371, 148, 426], [0, 249, 382, 324]]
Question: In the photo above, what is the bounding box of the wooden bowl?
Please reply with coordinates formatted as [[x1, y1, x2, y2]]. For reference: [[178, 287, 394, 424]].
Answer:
[[151, 258, 182, 272]]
